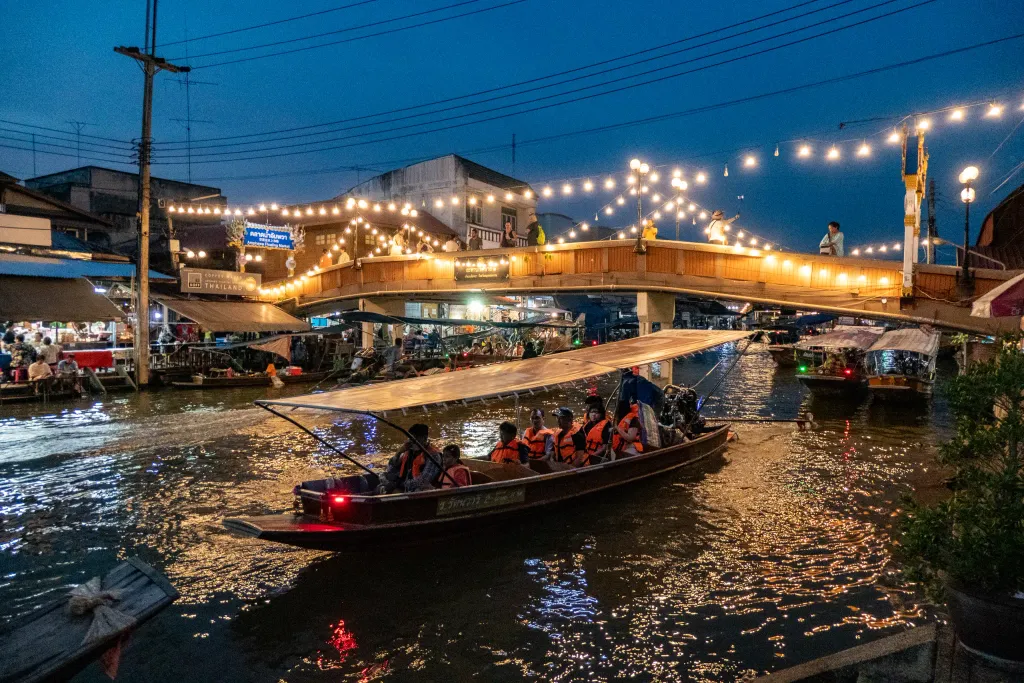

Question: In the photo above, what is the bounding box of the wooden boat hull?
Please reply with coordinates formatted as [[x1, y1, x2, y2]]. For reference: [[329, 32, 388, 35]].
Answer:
[[171, 370, 332, 389], [224, 424, 732, 550], [0, 557, 177, 683], [798, 374, 868, 396], [868, 375, 933, 397], [766, 345, 798, 367]]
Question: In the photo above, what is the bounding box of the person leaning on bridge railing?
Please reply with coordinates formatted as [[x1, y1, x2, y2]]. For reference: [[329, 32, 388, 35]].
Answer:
[[707, 210, 740, 244], [819, 221, 844, 257]]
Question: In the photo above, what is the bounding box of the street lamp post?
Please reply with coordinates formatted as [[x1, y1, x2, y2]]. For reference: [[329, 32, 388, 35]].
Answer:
[[670, 176, 687, 241], [958, 166, 978, 286], [630, 158, 649, 254]]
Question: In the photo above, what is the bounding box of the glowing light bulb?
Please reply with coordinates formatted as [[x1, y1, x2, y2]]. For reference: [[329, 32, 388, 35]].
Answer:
[[569, 230, 577, 238], [319, 207, 327, 215], [639, 163, 649, 174], [616, 197, 625, 205], [629, 158, 641, 170], [986, 103, 1003, 118], [332, 207, 340, 215], [435, 199, 444, 208], [949, 108, 964, 121], [581, 223, 589, 231], [583, 180, 593, 192], [486, 194, 495, 203], [857, 143, 871, 157], [887, 130, 901, 144], [542, 187, 553, 197], [651, 193, 661, 202], [696, 172, 707, 184], [744, 155, 756, 168], [605, 207, 613, 215], [699, 211, 707, 219], [649, 171, 659, 182], [604, 178, 615, 190], [688, 203, 695, 211], [450, 196, 459, 205], [916, 118, 931, 131], [626, 175, 636, 185], [653, 211, 661, 219], [562, 183, 573, 195], [618, 232, 626, 239], [524, 190, 533, 199], [737, 230, 745, 239], [468, 196, 477, 205], [827, 146, 840, 160], [557, 237, 565, 244], [270, 203, 278, 210]]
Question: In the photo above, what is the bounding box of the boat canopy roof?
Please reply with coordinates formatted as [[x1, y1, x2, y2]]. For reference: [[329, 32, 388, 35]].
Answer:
[[794, 325, 884, 351], [337, 310, 573, 329], [258, 329, 750, 414], [867, 327, 940, 357]]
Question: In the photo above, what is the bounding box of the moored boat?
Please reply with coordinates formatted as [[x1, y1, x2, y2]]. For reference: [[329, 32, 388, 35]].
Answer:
[[223, 329, 751, 550], [171, 370, 333, 389], [866, 327, 940, 397], [794, 326, 883, 397]]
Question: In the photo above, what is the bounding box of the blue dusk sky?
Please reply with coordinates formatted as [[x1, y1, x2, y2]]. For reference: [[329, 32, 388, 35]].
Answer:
[[1, 0, 1022, 259]]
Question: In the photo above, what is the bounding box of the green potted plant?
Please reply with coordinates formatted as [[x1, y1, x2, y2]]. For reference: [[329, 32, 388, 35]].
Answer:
[[900, 336, 1024, 665]]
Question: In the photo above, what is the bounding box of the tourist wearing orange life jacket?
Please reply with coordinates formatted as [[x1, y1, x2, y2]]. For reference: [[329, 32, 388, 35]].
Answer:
[[488, 421, 530, 465], [612, 399, 645, 457], [440, 444, 472, 488], [551, 407, 585, 465], [578, 405, 612, 466], [380, 423, 442, 493], [522, 409, 554, 461]]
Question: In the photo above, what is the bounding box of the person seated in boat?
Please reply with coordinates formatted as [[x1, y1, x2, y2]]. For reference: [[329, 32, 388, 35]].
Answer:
[[612, 398, 645, 458], [551, 407, 585, 465], [439, 444, 472, 488], [578, 405, 612, 466], [488, 421, 530, 465], [381, 423, 442, 493], [28, 356, 53, 393], [522, 409, 554, 461]]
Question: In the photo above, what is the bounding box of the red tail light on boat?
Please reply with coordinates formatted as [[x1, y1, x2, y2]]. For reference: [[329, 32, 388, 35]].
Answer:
[[844, 368, 852, 376], [333, 495, 347, 504]]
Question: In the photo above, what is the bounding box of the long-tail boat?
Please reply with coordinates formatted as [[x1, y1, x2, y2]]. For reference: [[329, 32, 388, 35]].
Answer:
[[224, 329, 751, 550], [866, 327, 941, 397], [794, 326, 884, 396]]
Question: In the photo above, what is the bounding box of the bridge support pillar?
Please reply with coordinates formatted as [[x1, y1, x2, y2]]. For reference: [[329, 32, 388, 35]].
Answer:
[[637, 292, 676, 385], [358, 298, 405, 349]]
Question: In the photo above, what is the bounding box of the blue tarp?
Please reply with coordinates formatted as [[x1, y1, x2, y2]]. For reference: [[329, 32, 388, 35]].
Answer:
[[0, 254, 173, 281], [794, 313, 837, 327]]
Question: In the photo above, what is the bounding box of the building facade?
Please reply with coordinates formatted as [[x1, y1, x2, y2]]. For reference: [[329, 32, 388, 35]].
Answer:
[[343, 155, 535, 247]]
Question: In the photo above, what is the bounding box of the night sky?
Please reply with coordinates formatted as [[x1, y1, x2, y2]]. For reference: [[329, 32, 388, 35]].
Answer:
[[2, 0, 1022, 260]]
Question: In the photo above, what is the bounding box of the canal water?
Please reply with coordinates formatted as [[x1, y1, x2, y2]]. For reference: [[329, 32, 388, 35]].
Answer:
[[0, 343, 950, 682]]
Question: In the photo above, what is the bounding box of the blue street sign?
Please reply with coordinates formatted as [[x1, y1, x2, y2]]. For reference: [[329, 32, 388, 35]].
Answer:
[[243, 225, 294, 250]]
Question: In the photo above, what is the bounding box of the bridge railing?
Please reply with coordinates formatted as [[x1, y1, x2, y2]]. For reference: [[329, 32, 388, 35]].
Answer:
[[262, 239, 911, 303]]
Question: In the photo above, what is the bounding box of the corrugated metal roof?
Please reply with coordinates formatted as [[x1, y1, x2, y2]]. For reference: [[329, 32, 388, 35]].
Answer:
[[260, 329, 751, 413], [155, 297, 310, 333], [0, 276, 124, 321], [795, 326, 884, 350], [0, 253, 174, 280], [868, 328, 940, 356]]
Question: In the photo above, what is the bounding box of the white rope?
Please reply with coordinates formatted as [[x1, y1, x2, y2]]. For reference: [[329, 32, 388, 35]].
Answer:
[[67, 577, 138, 647]]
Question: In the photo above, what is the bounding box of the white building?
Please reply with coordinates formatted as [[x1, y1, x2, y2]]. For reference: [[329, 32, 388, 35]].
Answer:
[[341, 154, 536, 248]]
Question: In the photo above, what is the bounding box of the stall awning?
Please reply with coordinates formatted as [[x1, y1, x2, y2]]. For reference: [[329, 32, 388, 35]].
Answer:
[[259, 329, 751, 413], [0, 276, 124, 321], [157, 298, 310, 333], [971, 271, 1024, 318], [0, 253, 174, 280]]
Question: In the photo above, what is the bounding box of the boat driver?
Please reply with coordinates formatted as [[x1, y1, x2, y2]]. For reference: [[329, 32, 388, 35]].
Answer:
[[380, 423, 442, 493]]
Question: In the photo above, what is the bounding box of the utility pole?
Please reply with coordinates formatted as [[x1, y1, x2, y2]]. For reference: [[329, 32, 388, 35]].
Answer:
[[115, 0, 189, 389], [925, 177, 937, 264]]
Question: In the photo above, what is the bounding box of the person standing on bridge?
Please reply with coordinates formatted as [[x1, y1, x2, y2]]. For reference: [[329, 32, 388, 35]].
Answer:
[[819, 221, 844, 256], [706, 210, 740, 244]]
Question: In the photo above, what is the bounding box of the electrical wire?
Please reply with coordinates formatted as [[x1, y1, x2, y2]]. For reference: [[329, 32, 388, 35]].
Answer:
[[188, 0, 529, 69], [0, 119, 135, 145], [0, 142, 137, 166], [156, 0, 383, 48], [158, 0, 870, 153], [155, 1, 943, 165], [0, 128, 137, 156], [155, 0, 833, 146]]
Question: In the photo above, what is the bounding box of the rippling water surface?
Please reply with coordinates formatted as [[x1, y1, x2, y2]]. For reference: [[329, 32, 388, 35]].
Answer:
[[0, 344, 950, 681]]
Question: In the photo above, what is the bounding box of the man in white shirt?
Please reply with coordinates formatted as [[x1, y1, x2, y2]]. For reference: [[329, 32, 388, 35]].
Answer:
[[819, 221, 844, 256], [707, 210, 740, 244], [443, 237, 461, 252], [36, 337, 60, 364], [337, 246, 351, 264]]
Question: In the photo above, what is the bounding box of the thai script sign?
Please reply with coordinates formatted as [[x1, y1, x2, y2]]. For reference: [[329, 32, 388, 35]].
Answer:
[[243, 224, 294, 250], [453, 256, 510, 282], [435, 486, 525, 516], [180, 268, 261, 295]]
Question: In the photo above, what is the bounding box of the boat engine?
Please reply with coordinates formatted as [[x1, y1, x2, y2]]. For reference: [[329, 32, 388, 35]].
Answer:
[[659, 385, 705, 439]]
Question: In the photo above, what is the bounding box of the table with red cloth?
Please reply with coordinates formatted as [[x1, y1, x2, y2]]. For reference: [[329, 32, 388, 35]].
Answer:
[[64, 349, 114, 370]]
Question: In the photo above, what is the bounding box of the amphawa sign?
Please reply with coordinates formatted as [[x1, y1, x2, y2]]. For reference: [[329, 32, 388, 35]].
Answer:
[[181, 268, 261, 295], [454, 256, 510, 282], [243, 224, 294, 250]]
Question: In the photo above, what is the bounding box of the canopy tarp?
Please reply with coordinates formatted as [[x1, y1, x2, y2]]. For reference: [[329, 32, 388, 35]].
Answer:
[[793, 313, 837, 327], [971, 271, 1024, 318], [157, 298, 310, 333], [258, 329, 751, 413], [795, 325, 884, 351], [338, 310, 573, 329], [0, 275, 124, 321], [867, 327, 940, 356]]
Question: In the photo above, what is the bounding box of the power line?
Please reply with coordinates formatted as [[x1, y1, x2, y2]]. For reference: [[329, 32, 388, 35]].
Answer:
[[189, 0, 529, 69], [157, 0, 382, 47], [0, 118, 136, 145], [184, 34, 1024, 178], [157, 0, 937, 164], [175, 0, 486, 61], [0, 127, 136, 154], [0, 142, 137, 166], [0, 134, 135, 159], [156, 0, 854, 151]]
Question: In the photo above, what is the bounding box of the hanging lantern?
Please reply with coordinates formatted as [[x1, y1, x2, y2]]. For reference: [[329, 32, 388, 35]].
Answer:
[[723, 164, 729, 177], [774, 144, 780, 157]]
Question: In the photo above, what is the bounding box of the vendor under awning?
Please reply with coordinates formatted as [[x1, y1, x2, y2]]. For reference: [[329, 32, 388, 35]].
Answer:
[[0, 275, 124, 321]]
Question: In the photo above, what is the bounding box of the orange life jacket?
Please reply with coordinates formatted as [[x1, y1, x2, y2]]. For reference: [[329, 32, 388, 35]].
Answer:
[[441, 464, 472, 488], [552, 425, 580, 463], [523, 426, 553, 460], [490, 438, 524, 464], [611, 404, 644, 455], [582, 418, 610, 465], [398, 445, 439, 480]]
